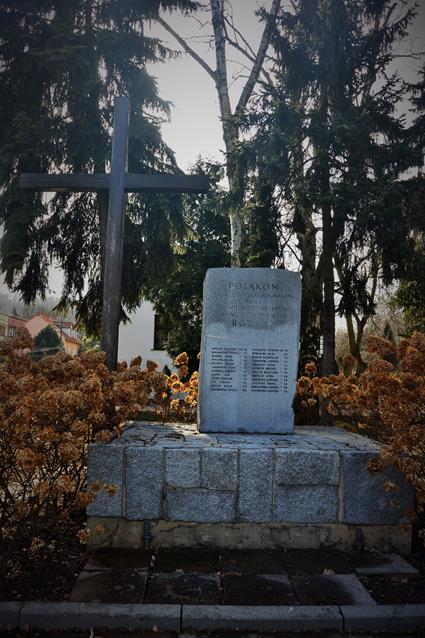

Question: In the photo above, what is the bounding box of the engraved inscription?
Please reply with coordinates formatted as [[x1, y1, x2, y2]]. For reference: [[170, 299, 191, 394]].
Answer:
[[210, 279, 293, 328], [209, 346, 288, 394], [251, 348, 288, 393], [210, 347, 248, 392]]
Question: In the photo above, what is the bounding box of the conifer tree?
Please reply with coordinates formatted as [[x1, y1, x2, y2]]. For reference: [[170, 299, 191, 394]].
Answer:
[[245, 0, 418, 372], [0, 0, 198, 334]]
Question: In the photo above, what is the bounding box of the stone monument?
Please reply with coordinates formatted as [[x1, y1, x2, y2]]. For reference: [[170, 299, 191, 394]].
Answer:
[[198, 268, 301, 433], [86, 267, 414, 552]]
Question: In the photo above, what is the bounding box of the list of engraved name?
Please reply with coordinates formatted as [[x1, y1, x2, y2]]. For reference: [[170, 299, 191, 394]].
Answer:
[[210, 346, 288, 393]]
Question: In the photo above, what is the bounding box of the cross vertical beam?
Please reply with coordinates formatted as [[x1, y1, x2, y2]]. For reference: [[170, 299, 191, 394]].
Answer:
[[100, 97, 130, 370], [19, 96, 209, 371]]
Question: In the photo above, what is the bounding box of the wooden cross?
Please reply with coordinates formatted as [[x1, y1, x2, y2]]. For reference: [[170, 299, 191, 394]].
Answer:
[[20, 96, 209, 370]]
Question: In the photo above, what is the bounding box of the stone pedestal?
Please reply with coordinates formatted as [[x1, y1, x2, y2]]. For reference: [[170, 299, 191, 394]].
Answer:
[[87, 423, 413, 552]]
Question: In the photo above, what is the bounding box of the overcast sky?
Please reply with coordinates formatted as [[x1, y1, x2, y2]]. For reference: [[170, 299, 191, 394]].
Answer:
[[1, 0, 424, 300]]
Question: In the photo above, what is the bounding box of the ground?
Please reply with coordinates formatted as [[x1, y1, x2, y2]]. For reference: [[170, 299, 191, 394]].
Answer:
[[2, 534, 425, 606]]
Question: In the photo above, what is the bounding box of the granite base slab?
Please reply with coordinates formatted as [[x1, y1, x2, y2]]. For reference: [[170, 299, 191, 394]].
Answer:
[[87, 422, 413, 552]]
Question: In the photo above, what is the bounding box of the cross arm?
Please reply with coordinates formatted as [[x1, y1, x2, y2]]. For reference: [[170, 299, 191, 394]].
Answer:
[[124, 174, 209, 193], [20, 173, 110, 192], [19, 173, 209, 194]]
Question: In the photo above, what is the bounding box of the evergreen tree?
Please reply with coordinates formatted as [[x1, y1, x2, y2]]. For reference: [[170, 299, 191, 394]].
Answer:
[[244, 0, 417, 372], [34, 324, 63, 351], [393, 65, 425, 334], [0, 0, 199, 335], [145, 160, 230, 368]]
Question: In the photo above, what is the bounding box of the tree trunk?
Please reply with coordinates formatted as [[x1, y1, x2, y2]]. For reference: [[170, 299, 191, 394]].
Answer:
[[97, 189, 108, 286], [321, 198, 336, 376], [210, 0, 243, 267], [297, 209, 321, 370], [345, 313, 365, 370]]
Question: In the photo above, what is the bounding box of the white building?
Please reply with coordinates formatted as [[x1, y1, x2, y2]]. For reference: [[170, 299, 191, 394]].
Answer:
[[118, 300, 173, 371]]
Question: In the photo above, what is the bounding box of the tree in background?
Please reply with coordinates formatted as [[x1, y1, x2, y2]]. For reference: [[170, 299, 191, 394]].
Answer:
[[395, 65, 425, 333], [243, 0, 417, 372], [0, 0, 199, 335], [156, 0, 281, 266], [145, 160, 230, 368], [34, 325, 63, 352]]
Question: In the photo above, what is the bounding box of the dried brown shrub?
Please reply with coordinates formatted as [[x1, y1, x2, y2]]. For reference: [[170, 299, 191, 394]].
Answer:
[[0, 328, 160, 575]]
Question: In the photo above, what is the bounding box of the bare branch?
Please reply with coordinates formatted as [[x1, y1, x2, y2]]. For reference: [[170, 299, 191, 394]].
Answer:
[[156, 16, 217, 82], [225, 31, 274, 87], [223, 13, 256, 58], [235, 0, 281, 115], [210, 0, 232, 118]]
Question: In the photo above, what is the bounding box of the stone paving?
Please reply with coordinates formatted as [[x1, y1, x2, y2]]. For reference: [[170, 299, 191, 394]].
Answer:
[[68, 547, 424, 606]]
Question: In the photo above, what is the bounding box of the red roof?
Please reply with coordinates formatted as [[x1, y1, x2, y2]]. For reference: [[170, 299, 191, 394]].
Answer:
[[7, 315, 26, 327], [28, 313, 81, 345]]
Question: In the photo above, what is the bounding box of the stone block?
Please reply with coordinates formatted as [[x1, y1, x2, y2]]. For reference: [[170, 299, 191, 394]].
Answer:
[[125, 447, 164, 520], [352, 552, 419, 575], [198, 268, 301, 434], [341, 604, 425, 633], [275, 449, 339, 485], [87, 445, 123, 517], [343, 452, 414, 524], [274, 485, 338, 523], [201, 448, 238, 490], [238, 449, 273, 522], [19, 602, 181, 631], [165, 448, 200, 487], [166, 488, 236, 522], [182, 604, 343, 632], [292, 574, 376, 605]]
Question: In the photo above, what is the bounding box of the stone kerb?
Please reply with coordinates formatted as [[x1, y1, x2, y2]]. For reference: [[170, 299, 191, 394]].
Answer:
[[87, 423, 413, 535]]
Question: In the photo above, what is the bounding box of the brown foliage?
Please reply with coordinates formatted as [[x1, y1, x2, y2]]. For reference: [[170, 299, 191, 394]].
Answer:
[[297, 333, 425, 530], [154, 352, 199, 422], [0, 328, 162, 576]]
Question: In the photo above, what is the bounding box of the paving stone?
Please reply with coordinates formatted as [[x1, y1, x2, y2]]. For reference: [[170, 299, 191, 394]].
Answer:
[[68, 569, 147, 603], [181, 604, 343, 632], [283, 548, 353, 575], [270, 434, 314, 447], [343, 452, 414, 524], [220, 549, 286, 575], [84, 548, 153, 571], [274, 485, 338, 523], [165, 448, 200, 487], [145, 572, 221, 604], [349, 552, 419, 575], [238, 449, 273, 522], [120, 424, 157, 441], [125, 447, 164, 520], [153, 548, 220, 573], [201, 448, 238, 490], [214, 435, 273, 445], [166, 488, 236, 522], [86, 445, 124, 517], [223, 574, 297, 605], [19, 602, 181, 631], [341, 604, 425, 633], [292, 574, 376, 605], [275, 449, 339, 485]]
